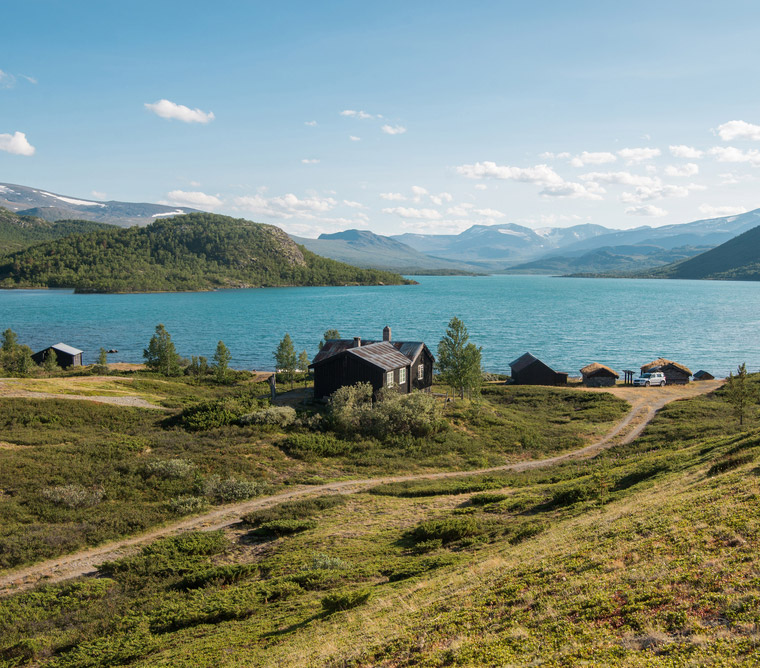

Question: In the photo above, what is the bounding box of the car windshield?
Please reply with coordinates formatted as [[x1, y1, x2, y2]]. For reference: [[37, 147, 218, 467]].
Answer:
[[640, 373, 651, 378]]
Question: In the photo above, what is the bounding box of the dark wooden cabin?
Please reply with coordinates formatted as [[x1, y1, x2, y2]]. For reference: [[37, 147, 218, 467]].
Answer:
[[580, 362, 619, 387], [641, 358, 692, 385], [509, 352, 568, 386], [310, 326, 434, 400], [693, 370, 715, 381], [31, 342, 83, 368]]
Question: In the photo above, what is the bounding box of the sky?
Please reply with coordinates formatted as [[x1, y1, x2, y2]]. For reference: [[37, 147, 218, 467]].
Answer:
[[3, 1, 760, 237]]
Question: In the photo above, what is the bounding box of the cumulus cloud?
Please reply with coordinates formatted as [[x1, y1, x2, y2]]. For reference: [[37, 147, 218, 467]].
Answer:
[[340, 109, 374, 119], [301, 158, 320, 164], [539, 151, 571, 160], [456, 161, 564, 185], [474, 183, 488, 190], [625, 205, 667, 217], [380, 192, 406, 201], [163, 190, 222, 209], [620, 183, 703, 204], [0, 131, 35, 156], [381, 124, 406, 135], [342, 200, 366, 209], [304, 120, 317, 126], [91, 190, 107, 200], [429, 192, 453, 205], [669, 145, 703, 159], [579, 171, 657, 187], [569, 151, 617, 167], [144, 99, 215, 124], [400, 219, 473, 235], [698, 204, 748, 217], [474, 208, 505, 218], [349, 135, 361, 141], [540, 181, 604, 200], [233, 193, 337, 219], [446, 204, 475, 217], [716, 120, 760, 141], [664, 163, 699, 177], [382, 206, 442, 220], [617, 147, 661, 163], [708, 146, 760, 165]]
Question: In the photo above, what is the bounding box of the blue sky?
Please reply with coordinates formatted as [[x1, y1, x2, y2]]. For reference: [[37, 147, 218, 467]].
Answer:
[[3, 1, 760, 236]]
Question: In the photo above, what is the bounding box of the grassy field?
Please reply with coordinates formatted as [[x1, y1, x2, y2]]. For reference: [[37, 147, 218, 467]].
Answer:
[[0, 375, 627, 573], [0, 378, 758, 666]]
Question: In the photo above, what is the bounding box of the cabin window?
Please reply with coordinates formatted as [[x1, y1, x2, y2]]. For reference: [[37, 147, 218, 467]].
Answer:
[[417, 364, 424, 380], [399, 367, 406, 384], [386, 371, 394, 387]]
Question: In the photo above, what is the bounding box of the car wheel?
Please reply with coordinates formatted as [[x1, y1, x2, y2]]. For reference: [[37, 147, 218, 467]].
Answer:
[[660, 381, 665, 387], [645, 381, 650, 387]]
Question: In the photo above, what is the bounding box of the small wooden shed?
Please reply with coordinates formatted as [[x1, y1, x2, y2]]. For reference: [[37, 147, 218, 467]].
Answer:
[[580, 363, 619, 387], [509, 352, 568, 386], [693, 370, 715, 381], [641, 358, 692, 385], [31, 342, 83, 368]]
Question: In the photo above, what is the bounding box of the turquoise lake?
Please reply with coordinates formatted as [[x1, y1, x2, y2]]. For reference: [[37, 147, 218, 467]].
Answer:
[[1, 275, 758, 377]]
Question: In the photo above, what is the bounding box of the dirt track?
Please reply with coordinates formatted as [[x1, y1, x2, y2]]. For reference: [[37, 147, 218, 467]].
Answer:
[[0, 380, 723, 597]]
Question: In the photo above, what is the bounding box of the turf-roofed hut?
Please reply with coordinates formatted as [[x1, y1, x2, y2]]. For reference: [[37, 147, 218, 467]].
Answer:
[[509, 352, 568, 386], [580, 362, 619, 387], [31, 342, 83, 368], [693, 370, 715, 381], [309, 326, 434, 400], [641, 358, 692, 385]]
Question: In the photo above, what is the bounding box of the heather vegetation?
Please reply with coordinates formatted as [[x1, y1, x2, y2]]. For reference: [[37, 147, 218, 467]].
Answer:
[[1, 376, 759, 666]]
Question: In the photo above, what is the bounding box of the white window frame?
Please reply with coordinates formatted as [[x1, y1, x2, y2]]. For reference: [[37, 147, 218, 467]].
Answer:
[[399, 367, 407, 384], [386, 371, 394, 387], [417, 363, 424, 380]]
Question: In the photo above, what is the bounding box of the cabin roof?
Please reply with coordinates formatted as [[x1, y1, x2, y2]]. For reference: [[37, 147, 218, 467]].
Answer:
[[693, 370, 714, 379], [642, 357, 692, 376], [50, 342, 83, 356], [580, 362, 619, 378], [346, 342, 411, 371], [312, 338, 429, 366], [510, 352, 539, 373]]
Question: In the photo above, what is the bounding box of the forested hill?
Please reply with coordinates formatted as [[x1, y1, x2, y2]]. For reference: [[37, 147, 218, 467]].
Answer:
[[0, 207, 115, 254], [0, 212, 414, 293], [637, 224, 760, 280]]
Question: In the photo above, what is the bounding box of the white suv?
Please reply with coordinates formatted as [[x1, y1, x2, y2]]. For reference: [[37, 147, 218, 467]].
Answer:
[[634, 371, 666, 387]]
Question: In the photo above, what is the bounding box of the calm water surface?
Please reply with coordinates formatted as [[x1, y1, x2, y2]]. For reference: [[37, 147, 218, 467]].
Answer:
[[1, 275, 758, 376]]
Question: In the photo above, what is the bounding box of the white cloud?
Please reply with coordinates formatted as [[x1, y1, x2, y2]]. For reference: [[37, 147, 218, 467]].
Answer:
[[539, 151, 571, 160], [617, 147, 661, 163], [91, 190, 107, 200], [664, 163, 699, 177], [349, 135, 361, 141], [381, 124, 407, 135], [342, 199, 366, 209], [340, 109, 374, 119], [719, 172, 755, 185], [0, 69, 16, 89], [474, 208, 505, 218], [301, 158, 320, 164], [457, 161, 564, 185], [669, 145, 703, 159], [474, 184, 487, 191], [708, 146, 760, 165], [382, 206, 442, 220], [620, 182, 702, 203], [429, 192, 453, 205], [625, 205, 667, 217], [716, 120, 760, 142], [698, 204, 748, 217], [579, 171, 657, 186], [144, 99, 214, 124], [304, 120, 317, 126], [163, 190, 222, 209], [540, 181, 604, 200], [380, 192, 406, 201], [410, 185, 428, 202], [569, 151, 617, 167], [400, 219, 473, 234], [0, 131, 35, 156], [446, 203, 475, 217], [233, 193, 337, 219], [20, 74, 37, 84]]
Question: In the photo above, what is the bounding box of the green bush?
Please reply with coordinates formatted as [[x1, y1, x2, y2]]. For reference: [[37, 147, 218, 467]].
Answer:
[[280, 432, 355, 459], [242, 494, 347, 527], [250, 519, 317, 537], [144, 458, 196, 479], [240, 406, 297, 427], [409, 517, 486, 544], [41, 484, 104, 509], [166, 495, 208, 515], [469, 492, 510, 505], [321, 588, 372, 613], [383, 554, 460, 582], [175, 564, 259, 590], [370, 479, 503, 498], [180, 396, 260, 431], [308, 552, 350, 570], [203, 475, 264, 503], [144, 531, 228, 558], [708, 453, 756, 476]]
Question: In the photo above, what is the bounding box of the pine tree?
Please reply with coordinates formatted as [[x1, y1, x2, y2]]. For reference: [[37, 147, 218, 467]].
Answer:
[[95, 347, 109, 375], [436, 317, 483, 399], [318, 328, 341, 350], [274, 333, 298, 388], [298, 349, 310, 386], [213, 340, 232, 383], [43, 349, 61, 374], [143, 324, 182, 376], [725, 362, 757, 426]]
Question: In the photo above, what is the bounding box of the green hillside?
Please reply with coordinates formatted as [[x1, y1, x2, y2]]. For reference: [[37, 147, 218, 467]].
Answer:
[[0, 207, 115, 254], [0, 212, 413, 293]]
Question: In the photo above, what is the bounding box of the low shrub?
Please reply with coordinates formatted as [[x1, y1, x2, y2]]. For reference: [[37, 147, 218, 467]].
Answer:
[[469, 492, 510, 505], [242, 495, 347, 527], [41, 484, 104, 509], [370, 478, 503, 498], [240, 406, 297, 427], [166, 495, 208, 515], [383, 554, 460, 582], [143, 531, 228, 558], [409, 517, 486, 544], [322, 588, 372, 613], [250, 519, 317, 537], [280, 433, 355, 459], [708, 453, 756, 476], [203, 475, 264, 503], [175, 564, 259, 590], [550, 482, 594, 507], [308, 552, 350, 570], [144, 458, 196, 479], [180, 396, 260, 431]]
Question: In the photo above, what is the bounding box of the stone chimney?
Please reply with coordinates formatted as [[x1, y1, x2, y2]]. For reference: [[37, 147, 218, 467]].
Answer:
[[353, 336, 361, 348], [383, 325, 391, 342]]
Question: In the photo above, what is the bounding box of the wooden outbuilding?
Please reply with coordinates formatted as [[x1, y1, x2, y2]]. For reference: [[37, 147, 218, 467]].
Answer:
[[309, 326, 434, 400], [509, 352, 568, 386], [31, 342, 83, 368], [640, 358, 692, 385], [580, 362, 619, 387], [693, 370, 715, 381]]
